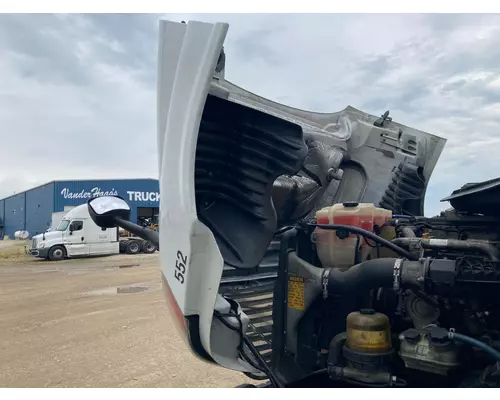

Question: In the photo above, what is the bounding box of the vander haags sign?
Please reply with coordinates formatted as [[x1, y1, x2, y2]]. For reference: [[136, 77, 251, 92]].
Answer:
[[60, 187, 160, 202]]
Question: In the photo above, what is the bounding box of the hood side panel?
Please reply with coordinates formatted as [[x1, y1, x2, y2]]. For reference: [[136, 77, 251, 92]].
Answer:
[[157, 20, 230, 359]]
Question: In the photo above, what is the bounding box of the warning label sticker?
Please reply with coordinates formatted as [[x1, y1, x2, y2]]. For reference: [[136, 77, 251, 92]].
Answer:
[[288, 276, 305, 311]]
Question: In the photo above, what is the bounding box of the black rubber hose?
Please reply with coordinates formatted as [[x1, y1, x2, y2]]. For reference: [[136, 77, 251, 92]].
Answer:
[[243, 336, 284, 388], [215, 311, 282, 387], [449, 331, 500, 362], [310, 223, 417, 260], [327, 258, 399, 295], [401, 227, 416, 238]]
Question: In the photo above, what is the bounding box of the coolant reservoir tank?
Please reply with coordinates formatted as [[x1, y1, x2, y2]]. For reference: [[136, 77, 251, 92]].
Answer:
[[346, 309, 391, 354], [314, 202, 392, 270]]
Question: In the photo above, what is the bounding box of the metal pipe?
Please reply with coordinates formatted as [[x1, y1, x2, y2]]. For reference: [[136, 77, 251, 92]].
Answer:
[[393, 237, 500, 261]]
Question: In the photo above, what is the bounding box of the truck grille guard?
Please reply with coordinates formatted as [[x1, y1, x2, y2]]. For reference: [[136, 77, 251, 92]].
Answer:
[[219, 239, 280, 366]]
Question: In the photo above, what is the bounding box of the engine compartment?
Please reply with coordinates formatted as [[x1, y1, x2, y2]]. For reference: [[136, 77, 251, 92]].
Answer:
[[196, 91, 500, 387], [269, 192, 500, 388]]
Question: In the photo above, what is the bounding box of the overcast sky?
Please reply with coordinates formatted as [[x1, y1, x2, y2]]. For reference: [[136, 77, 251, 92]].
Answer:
[[1, 13, 500, 216]]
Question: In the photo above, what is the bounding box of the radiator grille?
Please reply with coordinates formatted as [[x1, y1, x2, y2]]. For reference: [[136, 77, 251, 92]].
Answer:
[[219, 239, 280, 364]]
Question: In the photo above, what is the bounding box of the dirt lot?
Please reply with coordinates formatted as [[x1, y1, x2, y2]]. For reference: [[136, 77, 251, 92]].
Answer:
[[0, 239, 30, 260], [0, 251, 254, 387]]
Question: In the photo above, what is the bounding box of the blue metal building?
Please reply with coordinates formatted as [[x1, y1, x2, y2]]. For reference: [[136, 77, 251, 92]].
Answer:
[[0, 179, 159, 239]]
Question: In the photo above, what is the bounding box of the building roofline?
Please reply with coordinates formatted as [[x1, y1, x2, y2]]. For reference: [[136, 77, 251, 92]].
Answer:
[[0, 178, 159, 201], [0, 181, 55, 202]]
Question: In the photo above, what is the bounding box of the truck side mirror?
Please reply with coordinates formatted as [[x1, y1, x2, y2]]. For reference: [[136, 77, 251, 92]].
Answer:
[[87, 196, 131, 229]]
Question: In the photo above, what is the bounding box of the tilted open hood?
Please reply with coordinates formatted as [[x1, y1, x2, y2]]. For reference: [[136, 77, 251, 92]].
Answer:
[[156, 19, 447, 371]]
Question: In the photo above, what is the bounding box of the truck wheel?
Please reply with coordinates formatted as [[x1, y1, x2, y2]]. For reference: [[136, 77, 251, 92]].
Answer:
[[142, 241, 156, 254], [48, 245, 66, 261], [125, 240, 141, 255]]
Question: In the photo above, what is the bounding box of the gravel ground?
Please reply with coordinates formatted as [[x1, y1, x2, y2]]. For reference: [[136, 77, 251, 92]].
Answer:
[[0, 253, 254, 387]]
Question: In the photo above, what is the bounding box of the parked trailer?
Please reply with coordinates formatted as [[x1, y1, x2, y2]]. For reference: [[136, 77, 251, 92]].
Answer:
[[26, 204, 157, 261], [119, 237, 157, 255]]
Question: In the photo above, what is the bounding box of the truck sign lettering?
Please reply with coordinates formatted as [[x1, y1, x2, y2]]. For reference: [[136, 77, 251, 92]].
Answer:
[[126, 191, 160, 202], [59, 188, 160, 203], [60, 187, 119, 199]]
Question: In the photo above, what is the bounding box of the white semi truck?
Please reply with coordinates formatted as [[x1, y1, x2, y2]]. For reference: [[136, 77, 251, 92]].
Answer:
[[25, 203, 157, 261]]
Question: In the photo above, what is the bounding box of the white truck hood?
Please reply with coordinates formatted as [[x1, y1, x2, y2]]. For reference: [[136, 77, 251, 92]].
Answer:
[[33, 230, 62, 244], [156, 19, 447, 372]]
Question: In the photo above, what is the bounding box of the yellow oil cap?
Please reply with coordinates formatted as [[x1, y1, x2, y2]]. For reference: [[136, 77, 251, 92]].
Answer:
[[346, 309, 391, 354]]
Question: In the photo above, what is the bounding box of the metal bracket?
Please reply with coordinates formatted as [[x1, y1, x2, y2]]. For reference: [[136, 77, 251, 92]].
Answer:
[[322, 268, 331, 300], [393, 259, 403, 291]]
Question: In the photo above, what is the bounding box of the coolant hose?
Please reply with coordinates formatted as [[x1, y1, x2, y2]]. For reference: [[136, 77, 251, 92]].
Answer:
[[448, 331, 500, 362], [311, 224, 417, 260], [326, 258, 399, 295]]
